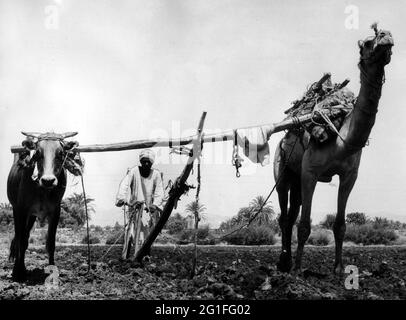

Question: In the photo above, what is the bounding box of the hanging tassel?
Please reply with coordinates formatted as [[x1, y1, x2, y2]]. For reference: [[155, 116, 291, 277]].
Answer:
[[371, 22, 378, 36]]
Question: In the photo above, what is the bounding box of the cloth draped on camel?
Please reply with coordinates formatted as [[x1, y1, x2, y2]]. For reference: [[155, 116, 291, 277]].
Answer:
[[235, 125, 272, 166]]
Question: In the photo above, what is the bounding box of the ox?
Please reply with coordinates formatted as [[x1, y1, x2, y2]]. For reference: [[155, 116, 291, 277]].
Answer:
[[7, 131, 78, 282]]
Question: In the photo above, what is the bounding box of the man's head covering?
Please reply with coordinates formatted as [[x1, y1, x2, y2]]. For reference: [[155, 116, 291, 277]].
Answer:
[[139, 149, 155, 164]]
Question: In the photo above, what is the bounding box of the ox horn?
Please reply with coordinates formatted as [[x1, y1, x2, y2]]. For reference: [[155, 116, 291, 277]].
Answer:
[[21, 131, 42, 139], [61, 132, 78, 139]]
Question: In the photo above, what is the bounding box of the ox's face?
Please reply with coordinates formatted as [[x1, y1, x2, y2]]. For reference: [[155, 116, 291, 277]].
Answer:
[[36, 139, 65, 188], [21, 132, 78, 189]]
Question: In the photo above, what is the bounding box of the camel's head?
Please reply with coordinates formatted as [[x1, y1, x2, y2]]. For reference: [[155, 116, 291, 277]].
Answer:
[[358, 23, 394, 68]]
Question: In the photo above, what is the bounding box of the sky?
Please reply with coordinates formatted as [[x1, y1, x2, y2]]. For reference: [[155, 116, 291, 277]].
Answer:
[[0, 0, 405, 227]]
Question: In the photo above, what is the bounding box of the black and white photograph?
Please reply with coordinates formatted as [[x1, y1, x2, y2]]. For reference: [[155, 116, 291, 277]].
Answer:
[[0, 0, 405, 311]]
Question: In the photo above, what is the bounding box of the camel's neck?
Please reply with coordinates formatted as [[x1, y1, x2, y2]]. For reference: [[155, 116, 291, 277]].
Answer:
[[341, 63, 385, 155]]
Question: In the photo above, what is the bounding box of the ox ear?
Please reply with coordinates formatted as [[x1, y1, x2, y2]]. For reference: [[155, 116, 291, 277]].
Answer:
[[61, 132, 78, 139], [22, 138, 36, 150], [21, 131, 42, 139], [63, 140, 79, 150]]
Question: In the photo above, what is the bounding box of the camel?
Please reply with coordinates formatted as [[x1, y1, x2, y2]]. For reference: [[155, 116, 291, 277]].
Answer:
[[273, 25, 394, 274]]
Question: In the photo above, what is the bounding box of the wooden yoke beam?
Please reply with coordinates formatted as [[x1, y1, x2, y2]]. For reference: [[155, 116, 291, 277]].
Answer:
[[9, 108, 344, 154]]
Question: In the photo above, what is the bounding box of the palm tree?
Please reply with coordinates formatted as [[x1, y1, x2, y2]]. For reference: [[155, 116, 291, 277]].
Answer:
[[248, 195, 275, 226], [0, 202, 13, 226], [221, 195, 275, 231], [0, 203, 13, 210], [185, 200, 207, 226], [185, 200, 207, 279], [60, 193, 95, 228]]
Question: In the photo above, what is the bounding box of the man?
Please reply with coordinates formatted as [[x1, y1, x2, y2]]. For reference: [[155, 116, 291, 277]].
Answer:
[[116, 149, 165, 259]]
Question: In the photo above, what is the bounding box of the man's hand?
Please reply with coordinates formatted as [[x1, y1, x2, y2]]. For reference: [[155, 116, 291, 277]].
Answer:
[[148, 204, 159, 213]]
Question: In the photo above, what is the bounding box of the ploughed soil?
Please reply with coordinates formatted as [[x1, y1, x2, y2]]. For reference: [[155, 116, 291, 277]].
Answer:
[[0, 245, 406, 300]]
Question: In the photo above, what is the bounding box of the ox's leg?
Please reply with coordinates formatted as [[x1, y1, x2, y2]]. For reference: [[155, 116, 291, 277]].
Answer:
[[334, 169, 358, 274], [23, 215, 36, 251], [294, 168, 317, 273], [9, 207, 19, 262], [11, 208, 28, 282], [46, 208, 60, 265]]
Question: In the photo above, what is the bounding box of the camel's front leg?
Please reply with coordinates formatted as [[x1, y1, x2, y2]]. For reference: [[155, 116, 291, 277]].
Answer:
[[334, 168, 358, 274], [276, 181, 290, 272], [294, 166, 317, 273], [277, 176, 301, 272]]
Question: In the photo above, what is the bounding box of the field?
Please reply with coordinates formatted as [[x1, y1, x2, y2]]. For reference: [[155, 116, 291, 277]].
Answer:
[[1, 241, 406, 300]]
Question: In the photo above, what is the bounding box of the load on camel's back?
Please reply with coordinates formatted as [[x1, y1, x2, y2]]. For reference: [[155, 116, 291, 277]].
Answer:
[[7, 131, 84, 282], [283, 72, 356, 145]]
